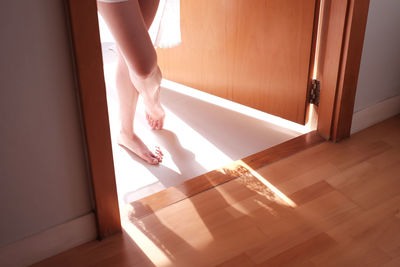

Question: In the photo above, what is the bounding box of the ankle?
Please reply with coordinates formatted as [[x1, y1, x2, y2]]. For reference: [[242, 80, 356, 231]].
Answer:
[[119, 129, 135, 138]]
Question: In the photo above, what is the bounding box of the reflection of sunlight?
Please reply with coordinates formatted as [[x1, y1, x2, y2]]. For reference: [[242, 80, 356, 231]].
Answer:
[[238, 160, 297, 207], [122, 220, 173, 267], [253, 199, 278, 216], [223, 193, 278, 218], [217, 161, 297, 208], [97, 14, 114, 43], [161, 79, 311, 134]]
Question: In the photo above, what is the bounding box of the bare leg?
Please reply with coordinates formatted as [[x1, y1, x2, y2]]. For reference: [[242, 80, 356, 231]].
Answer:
[[138, 0, 160, 28], [115, 51, 163, 164], [98, 0, 165, 130]]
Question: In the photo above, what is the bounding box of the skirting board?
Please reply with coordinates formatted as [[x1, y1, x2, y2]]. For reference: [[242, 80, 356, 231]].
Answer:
[[351, 94, 400, 134], [0, 212, 97, 267]]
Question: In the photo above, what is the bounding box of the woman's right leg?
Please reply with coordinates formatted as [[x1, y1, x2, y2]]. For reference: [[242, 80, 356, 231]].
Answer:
[[138, 0, 160, 28]]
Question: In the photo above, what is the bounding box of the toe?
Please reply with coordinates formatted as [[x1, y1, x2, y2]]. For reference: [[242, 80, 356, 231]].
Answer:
[[158, 120, 164, 130], [154, 120, 160, 130], [158, 115, 165, 130], [155, 148, 163, 158], [151, 148, 163, 162], [151, 151, 162, 163], [144, 153, 159, 165], [155, 146, 163, 156], [146, 114, 154, 128], [155, 151, 163, 162]]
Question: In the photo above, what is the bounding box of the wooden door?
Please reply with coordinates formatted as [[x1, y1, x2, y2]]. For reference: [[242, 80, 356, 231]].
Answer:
[[156, 0, 317, 124]]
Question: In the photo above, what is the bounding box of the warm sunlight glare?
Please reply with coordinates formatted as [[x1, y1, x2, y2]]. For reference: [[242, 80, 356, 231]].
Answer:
[[238, 161, 297, 208], [122, 220, 173, 267], [306, 104, 318, 131], [161, 79, 311, 134], [122, 201, 214, 262], [312, 1, 324, 80]]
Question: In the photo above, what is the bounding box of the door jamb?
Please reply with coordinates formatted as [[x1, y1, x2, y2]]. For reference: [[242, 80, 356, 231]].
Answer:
[[65, 0, 370, 238], [316, 0, 370, 141], [65, 0, 121, 239]]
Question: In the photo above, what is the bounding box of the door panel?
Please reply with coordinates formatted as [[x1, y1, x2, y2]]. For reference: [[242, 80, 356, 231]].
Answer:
[[156, 0, 317, 124]]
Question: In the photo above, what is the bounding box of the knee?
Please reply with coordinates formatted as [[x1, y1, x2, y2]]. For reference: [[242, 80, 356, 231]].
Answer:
[[129, 54, 158, 80], [134, 62, 157, 79]]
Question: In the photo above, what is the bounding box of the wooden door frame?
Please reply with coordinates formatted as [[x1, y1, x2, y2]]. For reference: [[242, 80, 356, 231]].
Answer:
[[65, 0, 121, 239], [65, 0, 369, 238], [316, 0, 370, 141]]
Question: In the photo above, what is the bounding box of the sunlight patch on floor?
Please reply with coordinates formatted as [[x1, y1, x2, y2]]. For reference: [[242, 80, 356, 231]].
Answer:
[[216, 161, 297, 208], [161, 79, 311, 135], [238, 161, 297, 207], [122, 200, 215, 263], [122, 220, 173, 267]]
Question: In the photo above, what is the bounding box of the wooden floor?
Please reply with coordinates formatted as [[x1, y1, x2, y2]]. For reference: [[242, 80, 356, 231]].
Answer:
[[34, 115, 400, 267]]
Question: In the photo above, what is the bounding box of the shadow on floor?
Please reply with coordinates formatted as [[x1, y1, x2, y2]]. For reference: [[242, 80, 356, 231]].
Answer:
[[122, 129, 208, 190]]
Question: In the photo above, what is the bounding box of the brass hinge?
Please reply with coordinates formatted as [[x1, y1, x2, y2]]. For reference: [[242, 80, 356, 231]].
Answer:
[[309, 79, 320, 106]]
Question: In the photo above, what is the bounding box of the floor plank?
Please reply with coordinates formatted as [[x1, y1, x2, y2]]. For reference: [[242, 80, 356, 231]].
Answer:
[[129, 131, 324, 220], [34, 115, 400, 267]]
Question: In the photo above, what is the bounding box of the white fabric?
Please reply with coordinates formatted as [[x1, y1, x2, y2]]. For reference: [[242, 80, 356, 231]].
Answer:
[[149, 0, 181, 48], [98, 0, 181, 49]]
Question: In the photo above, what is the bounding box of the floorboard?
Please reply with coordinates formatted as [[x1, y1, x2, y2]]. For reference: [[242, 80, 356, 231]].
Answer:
[[33, 115, 400, 267], [128, 130, 324, 220]]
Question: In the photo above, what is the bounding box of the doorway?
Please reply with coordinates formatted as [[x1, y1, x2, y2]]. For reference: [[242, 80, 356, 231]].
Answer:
[[65, 0, 370, 239], [97, 13, 312, 205]]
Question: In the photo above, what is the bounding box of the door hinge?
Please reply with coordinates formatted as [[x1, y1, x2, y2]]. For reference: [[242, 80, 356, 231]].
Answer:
[[309, 79, 320, 106]]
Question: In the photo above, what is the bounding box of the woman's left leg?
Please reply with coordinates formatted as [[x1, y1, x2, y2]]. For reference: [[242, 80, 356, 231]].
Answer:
[[97, 0, 165, 130], [116, 49, 162, 164]]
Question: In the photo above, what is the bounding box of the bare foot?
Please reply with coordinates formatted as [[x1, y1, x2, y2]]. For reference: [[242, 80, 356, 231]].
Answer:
[[129, 67, 165, 130], [118, 133, 163, 165], [143, 85, 165, 130]]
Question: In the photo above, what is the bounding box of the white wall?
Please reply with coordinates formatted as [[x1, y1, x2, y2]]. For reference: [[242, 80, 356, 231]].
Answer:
[[352, 0, 400, 132], [0, 0, 94, 249]]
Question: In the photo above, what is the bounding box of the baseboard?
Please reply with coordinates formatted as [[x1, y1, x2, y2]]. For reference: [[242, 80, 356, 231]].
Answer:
[[351, 95, 400, 134], [0, 213, 97, 267]]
